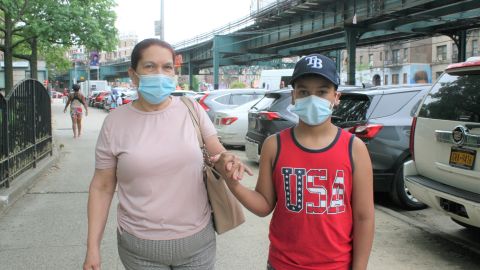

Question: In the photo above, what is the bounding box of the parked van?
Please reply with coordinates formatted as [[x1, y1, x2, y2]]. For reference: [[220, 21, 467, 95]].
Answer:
[[259, 69, 293, 90]]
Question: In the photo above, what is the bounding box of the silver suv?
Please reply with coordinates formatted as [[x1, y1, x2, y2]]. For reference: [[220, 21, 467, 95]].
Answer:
[[404, 58, 480, 229]]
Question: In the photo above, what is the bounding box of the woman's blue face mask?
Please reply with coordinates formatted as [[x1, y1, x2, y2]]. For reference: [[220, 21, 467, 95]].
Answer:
[[136, 73, 176, 105]]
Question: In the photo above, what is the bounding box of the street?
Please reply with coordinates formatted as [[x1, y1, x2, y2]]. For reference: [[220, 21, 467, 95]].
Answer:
[[0, 99, 479, 269]]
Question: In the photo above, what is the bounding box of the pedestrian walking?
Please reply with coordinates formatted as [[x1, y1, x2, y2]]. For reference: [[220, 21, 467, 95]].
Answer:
[[63, 84, 88, 138], [223, 54, 375, 270], [82, 38, 251, 270]]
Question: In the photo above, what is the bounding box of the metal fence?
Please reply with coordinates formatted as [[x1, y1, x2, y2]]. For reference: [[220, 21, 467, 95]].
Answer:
[[0, 79, 53, 189]]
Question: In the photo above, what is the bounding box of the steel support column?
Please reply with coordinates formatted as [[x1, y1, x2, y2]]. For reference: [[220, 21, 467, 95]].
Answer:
[[188, 57, 194, 90], [213, 36, 221, 90], [457, 30, 467, 62], [345, 28, 358, 85]]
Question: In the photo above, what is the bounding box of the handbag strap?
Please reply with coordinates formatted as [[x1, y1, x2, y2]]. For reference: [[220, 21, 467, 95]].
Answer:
[[180, 96, 204, 147], [180, 96, 222, 177]]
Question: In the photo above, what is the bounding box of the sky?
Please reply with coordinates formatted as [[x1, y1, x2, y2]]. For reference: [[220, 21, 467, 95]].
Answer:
[[115, 0, 253, 45]]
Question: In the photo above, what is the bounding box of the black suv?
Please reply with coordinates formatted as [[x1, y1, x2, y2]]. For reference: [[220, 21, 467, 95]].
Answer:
[[246, 84, 431, 210], [334, 84, 432, 209], [245, 86, 359, 163]]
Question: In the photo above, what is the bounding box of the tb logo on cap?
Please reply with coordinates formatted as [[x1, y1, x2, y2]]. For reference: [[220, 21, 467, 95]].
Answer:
[[304, 56, 323, 69]]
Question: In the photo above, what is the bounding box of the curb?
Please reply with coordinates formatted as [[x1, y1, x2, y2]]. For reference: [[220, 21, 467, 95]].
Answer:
[[0, 145, 61, 216], [375, 205, 480, 255]]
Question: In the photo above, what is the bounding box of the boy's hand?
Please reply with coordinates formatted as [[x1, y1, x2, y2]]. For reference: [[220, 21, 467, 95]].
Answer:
[[211, 152, 253, 181]]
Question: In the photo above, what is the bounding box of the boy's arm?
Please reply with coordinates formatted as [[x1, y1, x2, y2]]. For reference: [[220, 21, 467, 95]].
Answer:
[[351, 137, 375, 270], [225, 135, 277, 217]]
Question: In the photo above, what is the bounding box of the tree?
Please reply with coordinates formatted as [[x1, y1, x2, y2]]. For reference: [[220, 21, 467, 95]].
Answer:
[[0, 0, 118, 94]]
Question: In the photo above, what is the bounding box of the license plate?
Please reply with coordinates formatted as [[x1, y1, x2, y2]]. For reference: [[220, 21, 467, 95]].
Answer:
[[449, 147, 476, 170]]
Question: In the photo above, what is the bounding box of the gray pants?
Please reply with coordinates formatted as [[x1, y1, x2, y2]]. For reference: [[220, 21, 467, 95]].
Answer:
[[117, 221, 216, 270]]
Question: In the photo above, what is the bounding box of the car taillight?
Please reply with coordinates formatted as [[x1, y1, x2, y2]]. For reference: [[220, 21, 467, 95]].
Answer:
[[410, 116, 417, 161], [199, 94, 210, 111], [219, 117, 238, 125], [348, 124, 383, 139], [259, 111, 281, 120]]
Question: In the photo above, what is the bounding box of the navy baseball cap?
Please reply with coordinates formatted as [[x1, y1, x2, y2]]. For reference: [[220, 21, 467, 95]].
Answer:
[[290, 54, 340, 87]]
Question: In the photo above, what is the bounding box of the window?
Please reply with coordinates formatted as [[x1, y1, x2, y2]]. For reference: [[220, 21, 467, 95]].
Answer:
[[403, 48, 408, 61], [230, 94, 255, 105], [472, 39, 478, 56], [333, 94, 371, 123], [452, 45, 458, 62], [359, 55, 363, 65], [214, 94, 231, 104], [392, 74, 399, 84], [419, 73, 480, 122], [384, 74, 388, 85], [369, 54, 373, 67], [370, 91, 418, 118], [403, 73, 407, 84], [392, 49, 400, 64], [380, 52, 383, 61], [436, 45, 447, 61]]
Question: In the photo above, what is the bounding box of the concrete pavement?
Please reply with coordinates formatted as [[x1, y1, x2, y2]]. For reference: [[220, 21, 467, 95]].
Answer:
[[1, 99, 480, 269]]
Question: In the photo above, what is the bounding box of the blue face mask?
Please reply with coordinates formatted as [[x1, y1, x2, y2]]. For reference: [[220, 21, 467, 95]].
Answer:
[[136, 73, 176, 104], [291, 95, 333, 126]]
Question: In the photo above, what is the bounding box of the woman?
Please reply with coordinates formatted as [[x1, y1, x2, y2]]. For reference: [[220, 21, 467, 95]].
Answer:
[[83, 38, 250, 270], [63, 84, 88, 138]]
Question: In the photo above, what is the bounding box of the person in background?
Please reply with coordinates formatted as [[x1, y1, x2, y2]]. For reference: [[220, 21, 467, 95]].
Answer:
[[63, 88, 69, 103], [82, 38, 251, 270], [64, 84, 88, 138], [224, 54, 375, 270]]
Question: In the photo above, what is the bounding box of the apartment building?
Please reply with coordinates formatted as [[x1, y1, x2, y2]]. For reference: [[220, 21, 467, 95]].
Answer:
[[99, 34, 137, 63], [340, 38, 432, 86], [343, 29, 479, 86]]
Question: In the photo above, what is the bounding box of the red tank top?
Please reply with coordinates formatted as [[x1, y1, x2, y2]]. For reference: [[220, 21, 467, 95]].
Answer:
[[268, 127, 355, 270]]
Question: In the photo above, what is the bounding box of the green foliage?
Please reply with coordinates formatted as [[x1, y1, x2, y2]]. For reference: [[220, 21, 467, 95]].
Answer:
[[0, 0, 119, 90], [191, 76, 200, 91], [230, 81, 247, 89]]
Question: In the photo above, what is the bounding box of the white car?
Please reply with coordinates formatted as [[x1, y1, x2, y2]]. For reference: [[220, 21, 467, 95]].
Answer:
[[404, 57, 480, 229], [214, 98, 262, 147]]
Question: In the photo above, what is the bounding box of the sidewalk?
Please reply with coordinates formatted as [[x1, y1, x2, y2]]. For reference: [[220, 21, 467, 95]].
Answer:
[[0, 100, 270, 270], [1, 100, 479, 270]]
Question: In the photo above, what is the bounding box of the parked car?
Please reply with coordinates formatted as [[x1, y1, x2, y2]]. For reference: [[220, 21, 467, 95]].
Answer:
[[245, 86, 359, 163], [197, 88, 267, 122], [245, 89, 298, 162], [333, 84, 431, 210], [171, 90, 196, 97], [245, 84, 430, 209], [404, 58, 480, 229], [214, 98, 262, 147], [94, 91, 110, 108], [88, 91, 101, 107], [121, 90, 138, 104]]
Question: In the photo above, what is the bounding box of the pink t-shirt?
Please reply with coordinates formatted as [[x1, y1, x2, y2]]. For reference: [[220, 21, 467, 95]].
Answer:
[[95, 96, 217, 240]]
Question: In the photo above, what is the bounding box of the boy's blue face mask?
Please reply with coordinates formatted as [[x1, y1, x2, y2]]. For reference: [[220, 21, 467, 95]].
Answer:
[[291, 95, 334, 126], [136, 73, 176, 104]]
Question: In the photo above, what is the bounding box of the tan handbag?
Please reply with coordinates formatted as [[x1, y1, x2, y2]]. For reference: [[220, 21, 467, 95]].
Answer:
[[180, 96, 245, 234]]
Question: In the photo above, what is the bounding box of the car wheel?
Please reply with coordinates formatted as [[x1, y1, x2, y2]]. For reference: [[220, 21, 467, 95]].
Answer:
[[390, 158, 428, 210]]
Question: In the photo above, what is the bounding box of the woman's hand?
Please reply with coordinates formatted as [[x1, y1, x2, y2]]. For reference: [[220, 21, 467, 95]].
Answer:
[[211, 152, 253, 182], [83, 247, 101, 270]]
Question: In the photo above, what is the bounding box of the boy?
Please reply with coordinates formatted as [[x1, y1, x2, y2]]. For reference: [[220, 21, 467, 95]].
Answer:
[[224, 54, 374, 270]]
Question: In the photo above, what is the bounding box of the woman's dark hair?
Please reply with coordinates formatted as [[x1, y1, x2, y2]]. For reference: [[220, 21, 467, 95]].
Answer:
[[130, 38, 176, 70], [72, 84, 80, 92]]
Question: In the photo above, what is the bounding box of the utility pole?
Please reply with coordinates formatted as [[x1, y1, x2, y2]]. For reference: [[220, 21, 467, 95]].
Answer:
[[160, 0, 164, 40]]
